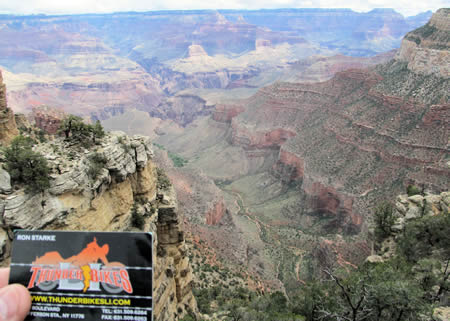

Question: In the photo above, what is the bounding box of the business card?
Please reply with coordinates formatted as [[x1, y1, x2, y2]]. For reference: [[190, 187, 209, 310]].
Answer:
[[9, 230, 153, 321]]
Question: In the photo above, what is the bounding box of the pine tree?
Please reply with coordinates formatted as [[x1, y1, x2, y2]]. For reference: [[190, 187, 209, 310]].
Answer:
[[4, 135, 50, 193]]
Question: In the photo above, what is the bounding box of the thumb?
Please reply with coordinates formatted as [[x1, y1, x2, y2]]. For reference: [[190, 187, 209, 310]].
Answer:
[[0, 284, 32, 321]]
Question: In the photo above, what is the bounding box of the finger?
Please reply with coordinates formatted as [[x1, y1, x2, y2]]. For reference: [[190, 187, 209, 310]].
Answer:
[[0, 269, 9, 288], [0, 284, 32, 321]]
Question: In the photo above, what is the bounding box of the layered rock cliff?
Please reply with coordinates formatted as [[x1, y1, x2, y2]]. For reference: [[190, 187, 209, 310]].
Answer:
[[153, 10, 449, 293], [399, 8, 449, 77], [220, 10, 449, 234], [0, 71, 18, 144], [0, 131, 197, 320]]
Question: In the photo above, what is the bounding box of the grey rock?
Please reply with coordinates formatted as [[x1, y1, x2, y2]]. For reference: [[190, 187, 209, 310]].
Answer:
[[408, 195, 423, 206], [92, 168, 112, 195], [4, 192, 65, 230], [441, 200, 449, 215], [424, 194, 441, 206], [160, 194, 173, 206], [366, 255, 384, 263], [405, 204, 422, 220], [0, 199, 5, 216], [424, 194, 442, 216], [441, 192, 450, 207], [408, 194, 424, 207], [103, 143, 136, 182], [0, 168, 12, 194], [49, 171, 81, 195], [397, 194, 409, 205], [391, 217, 405, 232], [395, 201, 407, 215], [134, 142, 148, 169], [433, 307, 450, 321]]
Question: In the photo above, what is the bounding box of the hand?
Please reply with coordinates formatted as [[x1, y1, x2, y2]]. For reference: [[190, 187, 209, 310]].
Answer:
[[0, 268, 31, 321]]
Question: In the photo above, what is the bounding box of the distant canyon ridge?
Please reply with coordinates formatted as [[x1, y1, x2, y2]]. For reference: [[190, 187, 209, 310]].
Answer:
[[0, 8, 430, 121]]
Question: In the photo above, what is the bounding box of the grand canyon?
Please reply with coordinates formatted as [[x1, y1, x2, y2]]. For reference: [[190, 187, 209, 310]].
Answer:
[[0, 6, 448, 321]]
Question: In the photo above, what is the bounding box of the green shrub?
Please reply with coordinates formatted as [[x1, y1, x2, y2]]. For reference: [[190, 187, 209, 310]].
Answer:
[[91, 120, 105, 143], [398, 213, 450, 263], [131, 203, 145, 229], [3, 135, 50, 193], [179, 314, 196, 321], [36, 129, 47, 143], [373, 201, 395, 242], [168, 151, 188, 167], [407, 184, 421, 196], [59, 115, 105, 144], [87, 152, 108, 179], [156, 168, 171, 189]]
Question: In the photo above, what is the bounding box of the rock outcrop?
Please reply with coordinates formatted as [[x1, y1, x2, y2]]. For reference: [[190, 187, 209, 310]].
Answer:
[[0, 168, 11, 195], [153, 95, 214, 127], [187, 45, 208, 58], [0, 70, 18, 144], [32, 105, 66, 134], [0, 132, 197, 320], [398, 8, 449, 77], [388, 191, 449, 235]]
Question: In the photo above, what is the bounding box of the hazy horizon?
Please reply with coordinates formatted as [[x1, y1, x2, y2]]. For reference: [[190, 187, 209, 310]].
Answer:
[[0, 0, 446, 18]]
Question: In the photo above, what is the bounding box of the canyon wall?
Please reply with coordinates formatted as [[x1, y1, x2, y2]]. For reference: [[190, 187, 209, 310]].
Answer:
[[151, 10, 448, 294], [398, 8, 450, 77]]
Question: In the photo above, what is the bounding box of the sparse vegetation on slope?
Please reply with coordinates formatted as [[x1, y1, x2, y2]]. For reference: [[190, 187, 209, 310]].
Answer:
[[154, 143, 188, 167], [87, 152, 108, 180], [157, 167, 172, 190]]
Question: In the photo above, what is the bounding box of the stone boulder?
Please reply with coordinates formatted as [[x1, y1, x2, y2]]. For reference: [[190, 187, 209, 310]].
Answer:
[[0, 168, 12, 194]]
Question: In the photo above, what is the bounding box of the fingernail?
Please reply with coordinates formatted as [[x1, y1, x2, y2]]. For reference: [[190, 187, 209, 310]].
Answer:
[[0, 286, 18, 321]]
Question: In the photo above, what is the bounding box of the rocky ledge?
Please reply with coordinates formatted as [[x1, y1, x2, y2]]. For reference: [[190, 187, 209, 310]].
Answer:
[[0, 131, 197, 320], [368, 190, 450, 262], [398, 8, 450, 77]]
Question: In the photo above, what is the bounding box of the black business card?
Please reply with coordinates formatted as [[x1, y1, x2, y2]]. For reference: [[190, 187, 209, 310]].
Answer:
[[9, 230, 153, 321]]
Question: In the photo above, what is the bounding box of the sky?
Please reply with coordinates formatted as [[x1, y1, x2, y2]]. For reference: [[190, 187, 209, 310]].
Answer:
[[0, 0, 447, 17]]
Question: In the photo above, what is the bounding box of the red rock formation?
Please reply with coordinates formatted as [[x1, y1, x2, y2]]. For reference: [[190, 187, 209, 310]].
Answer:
[[205, 200, 226, 225], [6, 74, 164, 117], [277, 149, 304, 179], [212, 104, 245, 123], [231, 122, 296, 149], [303, 181, 362, 229], [32, 105, 67, 134]]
